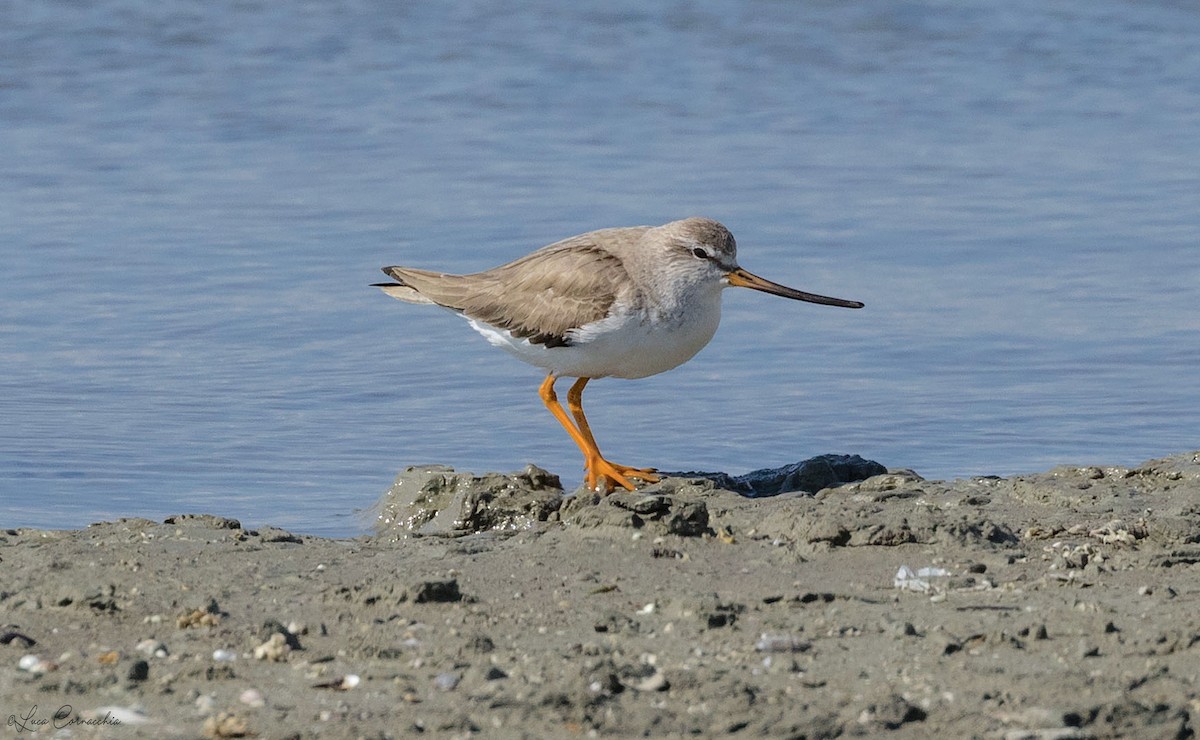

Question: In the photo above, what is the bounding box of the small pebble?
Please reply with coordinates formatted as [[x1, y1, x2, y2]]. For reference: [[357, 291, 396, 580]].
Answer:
[[629, 671, 668, 692], [253, 633, 290, 662], [202, 711, 249, 738], [97, 650, 120, 665], [17, 654, 56, 674], [177, 608, 221, 629], [136, 639, 169, 658], [434, 672, 460, 691], [755, 634, 810, 653], [313, 674, 360, 690], [239, 688, 266, 707], [212, 649, 238, 663]]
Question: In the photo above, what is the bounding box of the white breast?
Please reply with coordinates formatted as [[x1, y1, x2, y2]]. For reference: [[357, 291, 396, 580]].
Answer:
[[464, 288, 724, 380]]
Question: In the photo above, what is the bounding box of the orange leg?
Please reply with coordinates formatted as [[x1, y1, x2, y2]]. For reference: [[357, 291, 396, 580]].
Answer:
[[566, 377, 659, 491], [538, 374, 655, 493]]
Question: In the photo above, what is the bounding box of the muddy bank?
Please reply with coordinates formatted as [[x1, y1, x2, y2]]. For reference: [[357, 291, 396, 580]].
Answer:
[[3, 452, 1199, 738]]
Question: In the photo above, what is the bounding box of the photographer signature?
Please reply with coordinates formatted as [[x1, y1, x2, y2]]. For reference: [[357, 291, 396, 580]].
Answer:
[[8, 705, 122, 732]]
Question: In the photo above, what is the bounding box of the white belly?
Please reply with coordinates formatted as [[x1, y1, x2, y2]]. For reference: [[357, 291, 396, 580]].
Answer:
[[465, 293, 723, 380]]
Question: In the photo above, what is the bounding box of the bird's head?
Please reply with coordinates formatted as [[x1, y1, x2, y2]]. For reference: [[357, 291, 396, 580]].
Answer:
[[661, 217, 865, 309]]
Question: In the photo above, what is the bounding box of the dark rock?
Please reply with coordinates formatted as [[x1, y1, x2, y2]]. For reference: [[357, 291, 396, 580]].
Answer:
[[665, 454, 888, 497], [412, 579, 462, 603], [127, 660, 150, 682]]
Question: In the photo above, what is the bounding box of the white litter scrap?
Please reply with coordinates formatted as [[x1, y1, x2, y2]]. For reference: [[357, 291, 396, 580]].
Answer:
[[755, 633, 808, 653], [894, 565, 951, 593], [87, 706, 151, 726]]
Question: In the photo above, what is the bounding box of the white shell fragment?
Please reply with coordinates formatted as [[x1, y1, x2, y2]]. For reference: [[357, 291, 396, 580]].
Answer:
[[894, 565, 952, 593]]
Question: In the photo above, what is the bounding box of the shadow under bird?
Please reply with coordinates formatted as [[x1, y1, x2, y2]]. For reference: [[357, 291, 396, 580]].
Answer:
[[374, 217, 863, 493]]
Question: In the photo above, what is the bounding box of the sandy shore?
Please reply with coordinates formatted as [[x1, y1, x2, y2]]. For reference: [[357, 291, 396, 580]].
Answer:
[[3, 452, 1198, 738]]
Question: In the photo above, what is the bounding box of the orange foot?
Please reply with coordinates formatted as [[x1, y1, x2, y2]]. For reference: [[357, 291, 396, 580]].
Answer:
[[585, 456, 660, 493]]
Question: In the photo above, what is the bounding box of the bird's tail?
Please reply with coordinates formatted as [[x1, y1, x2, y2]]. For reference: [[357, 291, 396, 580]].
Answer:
[[371, 267, 437, 305]]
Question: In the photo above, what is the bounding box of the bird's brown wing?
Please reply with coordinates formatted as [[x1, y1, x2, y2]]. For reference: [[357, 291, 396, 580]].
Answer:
[[381, 227, 649, 348]]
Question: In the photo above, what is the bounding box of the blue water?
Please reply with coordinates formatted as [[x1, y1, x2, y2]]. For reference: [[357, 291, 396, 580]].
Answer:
[[3, 1, 1198, 536]]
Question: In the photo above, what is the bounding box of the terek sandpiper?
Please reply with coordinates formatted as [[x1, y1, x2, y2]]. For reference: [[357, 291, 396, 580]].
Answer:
[[374, 217, 863, 493]]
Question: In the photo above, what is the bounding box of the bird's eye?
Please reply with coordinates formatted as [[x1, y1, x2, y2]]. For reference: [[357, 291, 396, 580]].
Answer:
[[692, 247, 710, 260]]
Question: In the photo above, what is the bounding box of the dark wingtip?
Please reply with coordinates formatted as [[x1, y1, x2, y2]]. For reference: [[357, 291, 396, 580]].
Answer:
[[376, 266, 410, 287]]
